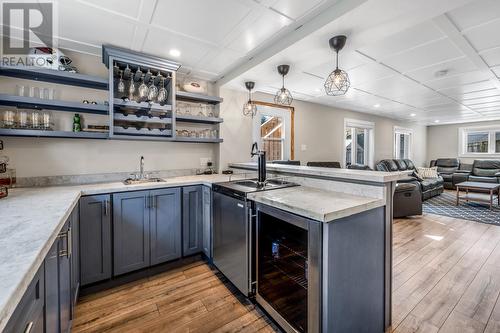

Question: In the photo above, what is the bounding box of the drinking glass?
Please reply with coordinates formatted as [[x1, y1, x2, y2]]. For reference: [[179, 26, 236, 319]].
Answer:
[[28, 86, 36, 98], [138, 76, 148, 100], [30, 110, 41, 129], [2, 110, 15, 127], [42, 112, 51, 129], [16, 84, 25, 97], [17, 110, 28, 128], [117, 71, 125, 93], [147, 80, 158, 101], [128, 77, 135, 98], [157, 78, 168, 103]]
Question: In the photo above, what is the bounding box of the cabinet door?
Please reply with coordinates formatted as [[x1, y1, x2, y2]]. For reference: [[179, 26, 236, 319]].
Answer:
[[70, 203, 80, 316], [79, 195, 112, 286], [59, 221, 72, 333], [202, 186, 212, 258], [113, 190, 150, 275], [44, 241, 59, 333], [150, 188, 182, 265], [182, 186, 203, 256]]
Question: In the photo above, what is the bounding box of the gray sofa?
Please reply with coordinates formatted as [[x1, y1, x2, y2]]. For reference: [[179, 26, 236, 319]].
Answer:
[[430, 158, 471, 189], [452, 160, 500, 186]]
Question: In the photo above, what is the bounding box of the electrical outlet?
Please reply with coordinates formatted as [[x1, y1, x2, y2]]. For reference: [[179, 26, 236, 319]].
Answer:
[[301, 144, 307, 151], [200, 157, 210, 167]]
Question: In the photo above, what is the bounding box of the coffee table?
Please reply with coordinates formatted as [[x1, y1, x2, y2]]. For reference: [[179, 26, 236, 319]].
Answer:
[[456, 181, 500, 210]]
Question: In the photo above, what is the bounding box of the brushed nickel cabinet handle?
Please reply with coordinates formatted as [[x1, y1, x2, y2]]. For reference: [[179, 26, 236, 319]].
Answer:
[[67, 227, 72, 258], [24, 321, 33, 333], [104, 199, 109, 216]]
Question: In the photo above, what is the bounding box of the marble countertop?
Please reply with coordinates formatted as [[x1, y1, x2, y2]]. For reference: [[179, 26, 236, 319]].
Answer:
[[247, 186, 385, 222], [0, 173, 244, 331], [230, 162, 406, 183]]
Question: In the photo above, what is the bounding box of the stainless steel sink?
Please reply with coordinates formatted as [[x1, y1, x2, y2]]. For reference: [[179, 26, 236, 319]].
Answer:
[[122, 177, 165, 185], [232, 179, 292, 189]]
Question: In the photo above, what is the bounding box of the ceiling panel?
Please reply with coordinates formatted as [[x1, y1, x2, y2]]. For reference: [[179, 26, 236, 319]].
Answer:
[[347, 63, 395, 86], [463, 19, 500, 51], [480, 47, 500, 67], [438, 80, 497, 96], [76, 0, 141, 19], [446, 0, 500, 31], [270, 0, 327, 20], [141, 27, 216, 66], [424, 70, 491, 90], [461, 88, 500, 100], [472, 106, 500, 112], [382, 38, 464, 73], [195, 48, 244, 75], [405, 57, 478, 83], [463, 95, 500, 105], [357, 22, 445, 60], [58, 1, 136, 49], [151, 0, 252, 45], [492, 66, 500, 78], [468, 101, 500, 109], [225, 9, 292, 53]]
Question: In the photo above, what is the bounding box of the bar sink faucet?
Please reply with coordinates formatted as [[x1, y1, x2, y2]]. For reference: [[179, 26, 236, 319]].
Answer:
[[251, 142, 266, 185], [139, 156, 145, 179]]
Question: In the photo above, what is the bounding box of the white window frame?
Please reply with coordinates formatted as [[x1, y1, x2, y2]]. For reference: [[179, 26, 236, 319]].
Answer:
[[458, 125, 500, 158], [343, 118, 375, 168], [393, 126, 413, 160], [252, 105, 292, 161]]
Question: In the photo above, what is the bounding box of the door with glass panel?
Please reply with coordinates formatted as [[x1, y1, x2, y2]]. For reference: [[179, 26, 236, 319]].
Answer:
[[345, 126, 369, 166]]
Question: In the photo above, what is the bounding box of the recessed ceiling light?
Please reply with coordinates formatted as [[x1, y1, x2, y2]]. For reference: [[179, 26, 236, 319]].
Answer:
[[373, 104, 380, 108], [169, 49, 181, 57], [434, 69, 449, 78], [410, 113, 416, 117], [434, 120, 440, 123]]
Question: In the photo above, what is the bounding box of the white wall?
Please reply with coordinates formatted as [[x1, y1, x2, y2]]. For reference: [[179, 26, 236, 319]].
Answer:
[[219, 88, 427, 169], [427, 120, 500, 165], [0, 50, 217, 177]]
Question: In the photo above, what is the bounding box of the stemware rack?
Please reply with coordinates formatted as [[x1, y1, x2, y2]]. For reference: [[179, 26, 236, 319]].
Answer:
[[0, 45, 224, 143]]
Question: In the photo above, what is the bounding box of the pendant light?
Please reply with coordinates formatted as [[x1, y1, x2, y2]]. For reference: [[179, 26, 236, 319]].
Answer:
[[324, 35, 350, 96], [242, 81, 257, 117], [274, 65, 293, 105]]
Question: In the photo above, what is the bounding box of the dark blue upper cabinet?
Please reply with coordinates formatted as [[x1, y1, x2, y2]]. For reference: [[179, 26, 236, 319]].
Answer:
[[150, 188, 182, 265], [113, 190, 150, 275], [182, 186, 203, 256], [79, 195, 112, 286]]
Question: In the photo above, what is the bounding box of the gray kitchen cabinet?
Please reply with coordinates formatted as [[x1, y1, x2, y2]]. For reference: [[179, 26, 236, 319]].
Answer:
[[79, 194, 112, 286], [182, 186, 203, 256], [202, 186, 212, 258], [70, 203, 80, 317], [4, 264, 45, 333], [44, 219, 72, 333], [150, 188, 182, 265], [113, 190, 150, 275]]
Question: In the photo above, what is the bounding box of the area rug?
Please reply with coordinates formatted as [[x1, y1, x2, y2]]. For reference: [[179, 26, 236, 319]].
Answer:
[[423, 191, 500, 225]]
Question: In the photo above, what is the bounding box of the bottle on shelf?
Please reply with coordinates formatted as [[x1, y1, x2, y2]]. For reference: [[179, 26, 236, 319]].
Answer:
[[73, 113, 82, 132]]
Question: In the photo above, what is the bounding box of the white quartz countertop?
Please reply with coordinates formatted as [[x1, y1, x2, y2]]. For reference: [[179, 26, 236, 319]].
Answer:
[[0, 173, 244, 331], [230, 162, 406, 183], [247, 186, 385, 222]]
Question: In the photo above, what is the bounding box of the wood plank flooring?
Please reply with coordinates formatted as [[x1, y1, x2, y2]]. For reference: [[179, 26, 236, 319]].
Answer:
[[73, 213, 500, 333]]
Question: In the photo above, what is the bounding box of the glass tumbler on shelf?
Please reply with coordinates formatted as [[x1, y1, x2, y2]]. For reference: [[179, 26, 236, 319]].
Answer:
[[16, 84, 25, 97], [43, 88, 54, 100], [30, 110, 41, 129], [17, 110, 28, 128], [42, 112, 51, 130], [2, 110, 15, 127]]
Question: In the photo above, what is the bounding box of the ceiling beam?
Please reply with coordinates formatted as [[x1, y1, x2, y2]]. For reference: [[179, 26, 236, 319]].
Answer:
[[433, 14, 500, 92], [215, 0, 368, 87]]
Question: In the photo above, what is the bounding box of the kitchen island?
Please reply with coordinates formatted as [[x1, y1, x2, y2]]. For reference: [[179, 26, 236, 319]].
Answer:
[[0, 166, 404, 332]]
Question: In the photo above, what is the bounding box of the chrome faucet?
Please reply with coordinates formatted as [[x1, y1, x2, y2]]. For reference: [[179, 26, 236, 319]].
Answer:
[[251, 142, 266, 185], [139, 156, 145, 179]]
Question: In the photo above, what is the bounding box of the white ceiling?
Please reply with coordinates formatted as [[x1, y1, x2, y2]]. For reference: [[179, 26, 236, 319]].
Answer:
[[223, 0, 500, 126], [4, 0, 500, 125], [32, 0, 340, 79]]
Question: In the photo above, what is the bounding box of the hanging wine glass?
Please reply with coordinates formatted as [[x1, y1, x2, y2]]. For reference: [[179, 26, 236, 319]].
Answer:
[[128, 77, 136, 100], [157, 78, 168, 104], [117, 70, 125, 94], [147, 77, 158, 102], [138, 75, 148, 100], [123, 64, 131, 78]]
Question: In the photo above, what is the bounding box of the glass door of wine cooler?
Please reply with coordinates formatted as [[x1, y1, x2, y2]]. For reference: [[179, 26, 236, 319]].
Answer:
[[257, 210, 309, 333]]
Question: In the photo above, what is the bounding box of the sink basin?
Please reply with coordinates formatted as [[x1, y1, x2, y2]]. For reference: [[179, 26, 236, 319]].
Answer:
[[123, 177, 165, 185], [232, 179, 290, 189]]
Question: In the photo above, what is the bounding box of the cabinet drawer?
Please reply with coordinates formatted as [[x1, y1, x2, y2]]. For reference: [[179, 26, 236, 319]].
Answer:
[[4, 263, 45, 333]]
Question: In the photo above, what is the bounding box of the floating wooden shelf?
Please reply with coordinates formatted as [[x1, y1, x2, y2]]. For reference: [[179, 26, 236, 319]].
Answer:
[[175, 91, 223, 105], [0, 128, 108, 139], [0, 94, 108, 115], [0, 65, 108, 90], [175, 114, 223, 124], [113, 98, 172, 111]]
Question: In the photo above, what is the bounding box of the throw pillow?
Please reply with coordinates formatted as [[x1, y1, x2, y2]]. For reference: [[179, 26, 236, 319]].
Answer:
[[416, 166, 439, 179]]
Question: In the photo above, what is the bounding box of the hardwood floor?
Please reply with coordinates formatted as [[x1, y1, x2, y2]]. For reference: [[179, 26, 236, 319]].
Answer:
[[73, 213, 500, 333]]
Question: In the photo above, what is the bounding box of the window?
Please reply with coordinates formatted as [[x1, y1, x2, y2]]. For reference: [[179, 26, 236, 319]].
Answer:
[[344, 119, 374, 167], [459, 126, 500, 156], [393, 127, 413, 159], [252, 103, 293, 161]]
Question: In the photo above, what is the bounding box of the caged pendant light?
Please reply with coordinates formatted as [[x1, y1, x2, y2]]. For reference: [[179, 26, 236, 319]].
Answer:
[[242, 81, 257, 117], [324, 35, 350, 96], [274, 65, 293, 105]]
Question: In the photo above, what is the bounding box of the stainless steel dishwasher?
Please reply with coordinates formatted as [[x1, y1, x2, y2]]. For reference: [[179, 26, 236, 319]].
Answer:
[[212, 179, 298, 297]]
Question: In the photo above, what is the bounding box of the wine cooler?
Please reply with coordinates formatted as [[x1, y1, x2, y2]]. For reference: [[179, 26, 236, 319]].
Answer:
[[255, 203, 321, 333]]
